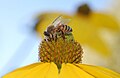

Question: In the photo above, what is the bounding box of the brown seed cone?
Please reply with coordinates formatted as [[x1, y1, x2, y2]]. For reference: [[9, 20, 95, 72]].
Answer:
[[39, 38, 83, 66]]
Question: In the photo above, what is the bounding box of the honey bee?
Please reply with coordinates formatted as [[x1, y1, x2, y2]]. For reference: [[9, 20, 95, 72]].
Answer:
[[44, 16, 73, 41]]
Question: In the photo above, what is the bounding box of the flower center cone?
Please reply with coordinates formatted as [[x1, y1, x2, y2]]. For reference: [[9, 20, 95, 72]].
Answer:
[[39, 37, 83, 70]]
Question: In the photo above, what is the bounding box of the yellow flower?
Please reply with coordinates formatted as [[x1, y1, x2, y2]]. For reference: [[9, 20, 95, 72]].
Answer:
[[3, 62, 120, 78], [3, 15, 120, 78]]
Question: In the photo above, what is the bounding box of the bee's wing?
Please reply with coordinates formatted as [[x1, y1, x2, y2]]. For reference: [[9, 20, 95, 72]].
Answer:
[[52, 16, 62, 27], [52, 16, 70, 27], [59, 19, 71, 25]]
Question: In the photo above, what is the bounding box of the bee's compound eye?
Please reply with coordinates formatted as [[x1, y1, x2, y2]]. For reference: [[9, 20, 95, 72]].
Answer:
[[44, 31, 50, 36]]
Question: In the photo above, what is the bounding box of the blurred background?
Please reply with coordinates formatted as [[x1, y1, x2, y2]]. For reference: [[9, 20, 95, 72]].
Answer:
[[0, 0, 120, 77]]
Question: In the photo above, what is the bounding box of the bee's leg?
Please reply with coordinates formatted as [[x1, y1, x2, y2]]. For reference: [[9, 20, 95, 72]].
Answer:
[[55, 34, 57, 42], [61, 31, 65, 40], [51, 34, 54, 41]]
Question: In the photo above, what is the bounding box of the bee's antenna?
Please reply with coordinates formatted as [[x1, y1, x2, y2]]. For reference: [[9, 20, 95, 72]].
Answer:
[[52, 15, 62, 24]]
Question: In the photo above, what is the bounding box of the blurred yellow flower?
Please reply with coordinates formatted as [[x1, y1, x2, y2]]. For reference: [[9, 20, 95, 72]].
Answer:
[[35, 4, 119, 57]]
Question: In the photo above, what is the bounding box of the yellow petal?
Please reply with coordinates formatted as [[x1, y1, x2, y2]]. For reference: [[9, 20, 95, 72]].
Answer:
[[2, 62, 58, 78], [44, 62, 58, 78], [69, 17, 111, 56], [59, 63, 80, 78], [89, 13, 119, 31], [82, 33, 111, 56], [2, 62, 43, 78], [76, 64, 120, 78], [59, 63, 95, 78]]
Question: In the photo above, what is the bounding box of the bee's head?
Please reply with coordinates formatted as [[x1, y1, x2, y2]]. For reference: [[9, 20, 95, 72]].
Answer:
[[47, 25, 55, 33]]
